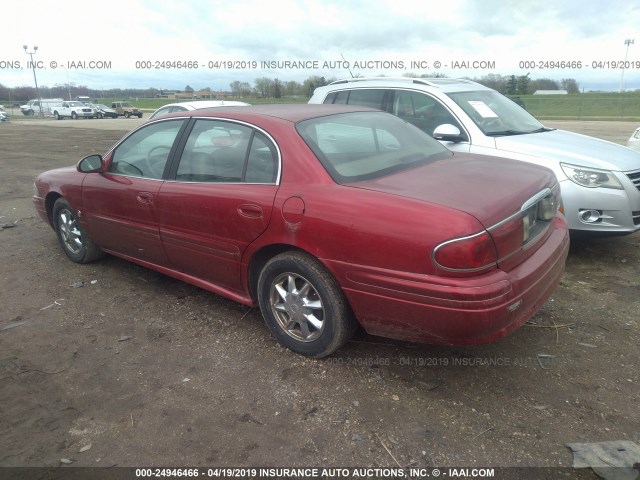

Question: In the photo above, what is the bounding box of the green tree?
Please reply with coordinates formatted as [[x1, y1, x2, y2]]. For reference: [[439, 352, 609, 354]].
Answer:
[[473, 74, 506, 93], [254, 77, 274, 98], [506, 75, 517, 95], [516, 74, 530, 95], [230, 81, 243, 96], [561, 78, 580, 94], [273, 79, 282, 98]]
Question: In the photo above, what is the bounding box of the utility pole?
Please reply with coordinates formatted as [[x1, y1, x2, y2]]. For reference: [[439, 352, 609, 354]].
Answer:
[[23, 45, 43, 116]]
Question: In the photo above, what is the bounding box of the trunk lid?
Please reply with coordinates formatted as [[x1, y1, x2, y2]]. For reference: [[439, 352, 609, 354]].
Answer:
[[346, 153, 560, 272], [346, 153, 556, 228]]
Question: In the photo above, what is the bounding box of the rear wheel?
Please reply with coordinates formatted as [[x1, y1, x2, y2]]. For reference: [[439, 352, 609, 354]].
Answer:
[[54, 111, 61, 120], [257, 252, 356, 357], [53, 198, 103, 263], [124, 112, 131, 118]]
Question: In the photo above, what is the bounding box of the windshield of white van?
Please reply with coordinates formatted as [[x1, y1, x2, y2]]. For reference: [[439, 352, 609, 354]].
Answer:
[[447, 91, 548, 136]]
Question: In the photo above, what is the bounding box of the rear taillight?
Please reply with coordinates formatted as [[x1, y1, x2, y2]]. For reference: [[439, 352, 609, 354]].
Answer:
[[433, 231, 498, 273], [433, 186, 561, 275], [489, 186, 562, 271], [520, 188, 559, 243]]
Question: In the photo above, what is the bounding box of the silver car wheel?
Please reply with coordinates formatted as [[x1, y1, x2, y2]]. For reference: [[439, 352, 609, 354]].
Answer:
[[269, 272, 325, 342], [57, 208, 83, 255]]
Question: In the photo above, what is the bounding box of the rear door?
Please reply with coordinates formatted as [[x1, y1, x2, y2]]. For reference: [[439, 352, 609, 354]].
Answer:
[[157, 118, 280, 293]]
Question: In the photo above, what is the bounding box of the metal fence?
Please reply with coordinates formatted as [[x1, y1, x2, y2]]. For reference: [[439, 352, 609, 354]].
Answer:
[[522, 96, 640, 120]]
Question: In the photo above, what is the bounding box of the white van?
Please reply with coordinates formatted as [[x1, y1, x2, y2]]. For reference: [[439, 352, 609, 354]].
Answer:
[[20, 98, 64, 116]]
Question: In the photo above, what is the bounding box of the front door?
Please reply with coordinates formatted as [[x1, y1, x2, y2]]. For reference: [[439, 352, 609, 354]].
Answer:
[[81, 119, 187, 265]]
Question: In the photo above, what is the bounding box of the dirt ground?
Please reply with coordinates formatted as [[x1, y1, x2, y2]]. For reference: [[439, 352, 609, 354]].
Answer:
[[0, 118, 638, 477]]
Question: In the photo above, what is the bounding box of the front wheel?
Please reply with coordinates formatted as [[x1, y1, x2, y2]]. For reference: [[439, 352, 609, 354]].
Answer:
[[53, 198, 103, 263], [257, 252, 356, 357], [124, 112, 131, 118], [71, 112, 78, 119]]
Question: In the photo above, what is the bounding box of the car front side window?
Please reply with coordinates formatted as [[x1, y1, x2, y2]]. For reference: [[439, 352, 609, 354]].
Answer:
[[109, 119, 186, 179]]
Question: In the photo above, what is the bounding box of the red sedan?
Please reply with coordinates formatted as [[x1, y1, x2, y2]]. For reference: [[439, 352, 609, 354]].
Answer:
[[33, 104, 569, 357]]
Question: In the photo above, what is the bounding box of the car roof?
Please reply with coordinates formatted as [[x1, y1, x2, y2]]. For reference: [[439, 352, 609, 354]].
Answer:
[[158, 103, 381, 123], [319, 77, 493, 93]]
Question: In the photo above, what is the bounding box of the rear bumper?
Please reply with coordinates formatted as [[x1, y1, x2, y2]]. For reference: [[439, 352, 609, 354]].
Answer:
[[326, 216, 569, 345]]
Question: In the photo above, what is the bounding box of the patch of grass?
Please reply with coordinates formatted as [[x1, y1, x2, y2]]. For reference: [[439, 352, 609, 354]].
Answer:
[[519, 92, 640, 120]]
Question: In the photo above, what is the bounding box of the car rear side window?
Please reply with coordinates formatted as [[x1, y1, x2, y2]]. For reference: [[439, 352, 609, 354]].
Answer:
[[326, 91, 348, 104], [151, 106, 173, 119], [175, 119, 278, 184], [325, 89, 386, 109]]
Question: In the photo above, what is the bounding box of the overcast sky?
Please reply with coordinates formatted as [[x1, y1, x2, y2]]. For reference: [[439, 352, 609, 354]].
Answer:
[[2, 0, 639, 92]]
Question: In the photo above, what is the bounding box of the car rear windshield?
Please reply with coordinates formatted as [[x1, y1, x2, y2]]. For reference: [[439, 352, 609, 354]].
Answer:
[[296, 112, 452, 183]]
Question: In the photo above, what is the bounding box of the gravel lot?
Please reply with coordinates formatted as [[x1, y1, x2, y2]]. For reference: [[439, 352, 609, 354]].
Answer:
[[0, 118, 638, 477]]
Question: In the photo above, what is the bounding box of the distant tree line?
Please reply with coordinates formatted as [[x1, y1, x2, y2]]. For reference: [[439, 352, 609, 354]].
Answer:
[[230, 75, 336, 98], [465, 73, 580, 95], [0, 75, 337, 103], [0, 74, 582, 104]]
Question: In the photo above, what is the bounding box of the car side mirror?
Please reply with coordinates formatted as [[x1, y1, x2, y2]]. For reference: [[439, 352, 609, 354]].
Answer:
[[433, 124, 464, 143], [77, 154, 104, 173]]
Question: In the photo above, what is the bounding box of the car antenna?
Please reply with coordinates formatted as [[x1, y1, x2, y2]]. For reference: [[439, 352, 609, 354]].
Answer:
[[341, 53, 355, 78]]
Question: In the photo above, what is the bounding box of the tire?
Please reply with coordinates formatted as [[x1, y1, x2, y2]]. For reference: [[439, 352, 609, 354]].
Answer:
[[71, 111, 78, 119], [124, 112, 131, 118], [97, 112, 103, 119], [54, 111, 61, 120], [137, 113, 143, 118], [53, 198, 103, 263], [26, 109, 34, 116], [257, 251, 357, 358]]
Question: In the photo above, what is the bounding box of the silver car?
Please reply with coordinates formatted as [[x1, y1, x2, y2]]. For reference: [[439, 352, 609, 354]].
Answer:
[[309, 78, 640, 236]]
